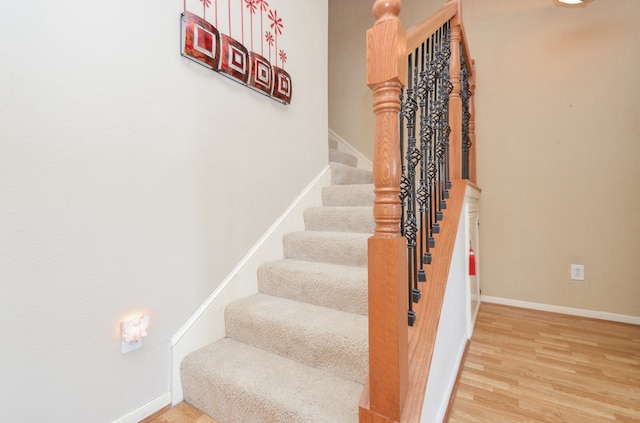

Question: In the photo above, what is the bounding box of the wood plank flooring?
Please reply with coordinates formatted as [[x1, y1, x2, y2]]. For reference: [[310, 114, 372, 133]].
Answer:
[[448, 303, 640, 422], [147, 402, 218, 423], [150, 303, 640, 423]]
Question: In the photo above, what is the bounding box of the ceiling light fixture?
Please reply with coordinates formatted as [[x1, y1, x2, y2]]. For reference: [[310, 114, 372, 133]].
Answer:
[[554, 0, 595, 7]]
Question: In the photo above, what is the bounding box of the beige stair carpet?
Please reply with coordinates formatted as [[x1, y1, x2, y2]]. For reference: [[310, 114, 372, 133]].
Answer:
[[181, 142, 373, 423]]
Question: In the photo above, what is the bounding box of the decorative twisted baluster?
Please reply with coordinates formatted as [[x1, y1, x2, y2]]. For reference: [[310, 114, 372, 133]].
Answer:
[[416, 42, 430, 279], [469, 59, 477, 183], [441, 22, 453, 196], [461, 46, 472, 179], [434, 24, 451, 226], [425, 37, 438, 251], [400, 52, 423, 324], [399, 18, 454, 322]]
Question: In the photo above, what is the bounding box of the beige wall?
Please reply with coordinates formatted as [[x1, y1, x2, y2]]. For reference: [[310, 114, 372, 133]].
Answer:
[[328, 0, 442, 158], [329, 0, 640, 317], [328, 0, 374, 158]]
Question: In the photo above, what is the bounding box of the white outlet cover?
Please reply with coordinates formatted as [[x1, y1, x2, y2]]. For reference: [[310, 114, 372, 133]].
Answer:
[[122, 339, 142, 354], [571, 264, 585, 281]]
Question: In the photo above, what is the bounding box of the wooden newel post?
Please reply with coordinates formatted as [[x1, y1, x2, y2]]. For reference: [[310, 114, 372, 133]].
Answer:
[[362, 1, 408, 422], [469, 59, 477, 184], [448, 0, 463, 180]]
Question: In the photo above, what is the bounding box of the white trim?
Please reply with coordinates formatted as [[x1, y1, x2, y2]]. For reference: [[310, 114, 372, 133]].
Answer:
[[170, 165, 330, 405], [482, 295, 640, 325], [434, 336, 468, 423], [328, 128, 373, 170], [171, 165, 331, 347], [111, 392, 171, 423]]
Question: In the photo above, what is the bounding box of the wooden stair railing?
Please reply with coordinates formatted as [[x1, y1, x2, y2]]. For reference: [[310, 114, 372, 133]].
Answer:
[[360, 1, 476, 422]]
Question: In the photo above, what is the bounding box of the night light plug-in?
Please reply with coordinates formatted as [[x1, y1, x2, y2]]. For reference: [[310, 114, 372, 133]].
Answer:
[[121, 315, 149, 353]]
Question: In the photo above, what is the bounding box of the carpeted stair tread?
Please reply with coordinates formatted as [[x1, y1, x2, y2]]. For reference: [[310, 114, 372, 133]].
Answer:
[[283, 231, 369, 267], [181, 337, 363, 423], [225, 293, 368, 383], [258, 259, 367, 315], [181, 145, 374, 422], [304, 206, 374, 233], [322, 184, 375, 207], [330, 162, 373, 185], [329, 149, 358, 168]]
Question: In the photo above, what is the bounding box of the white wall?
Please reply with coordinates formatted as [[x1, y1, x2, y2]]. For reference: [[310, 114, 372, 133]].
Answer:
[[170, 167, 331, 404], [0, 0, 327, 421], [420, 188, 477, 423]]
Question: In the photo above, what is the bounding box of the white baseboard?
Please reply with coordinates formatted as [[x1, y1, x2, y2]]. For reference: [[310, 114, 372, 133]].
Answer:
[[482, 295, 640, 325], [112, 392, 171, 423], [170, 165, 331, 405], [170, 165, 330, 347]]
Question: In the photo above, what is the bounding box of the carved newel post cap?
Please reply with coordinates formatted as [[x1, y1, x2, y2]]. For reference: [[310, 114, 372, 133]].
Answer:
[[372, 0, 401, 20]]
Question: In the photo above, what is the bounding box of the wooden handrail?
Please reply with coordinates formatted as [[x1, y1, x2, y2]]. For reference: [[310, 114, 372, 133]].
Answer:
[[405, 3, 456, 53], [460, 21, 474, 76], [406, 3, 474, 79], [361, 0, 477, 421]]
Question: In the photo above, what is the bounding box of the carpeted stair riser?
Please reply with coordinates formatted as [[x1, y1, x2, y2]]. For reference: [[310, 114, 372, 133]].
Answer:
[[330, 162, 373, 185], [283, 231, 369, 267], [328, 138, 338, 151], [181, 338, 363, 423], [258, 259, 368, 315], [322, 184, 374, 207], [225, 293, 368, 383], [329, 149, 358, 167], [304, 206, 374, 233]]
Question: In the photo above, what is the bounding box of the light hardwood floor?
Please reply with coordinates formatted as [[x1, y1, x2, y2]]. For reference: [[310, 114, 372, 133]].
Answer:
[[147, 402, 218, 423], [448, 303, 640, 422], [150, 303, 640, 423]]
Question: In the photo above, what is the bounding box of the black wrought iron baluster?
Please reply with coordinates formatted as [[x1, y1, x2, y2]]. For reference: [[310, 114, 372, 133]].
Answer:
[[425, 31, 438, 252], [398, 23, 455, 326], [433, 26, 446, 229], [442, 21, 453, 194], [460, 43, 472, 180], [408, 53, 421, 306], [399, 86, 407, 243], [416, 40, 430, 277], [399, 87, 411, 326], [431, 22, 453, 226], [400, 51, 421, 326]]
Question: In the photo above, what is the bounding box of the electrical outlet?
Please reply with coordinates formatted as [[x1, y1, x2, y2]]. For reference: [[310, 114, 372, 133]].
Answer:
[[122, 338, 142, 354], [570, 264, 585, 281]]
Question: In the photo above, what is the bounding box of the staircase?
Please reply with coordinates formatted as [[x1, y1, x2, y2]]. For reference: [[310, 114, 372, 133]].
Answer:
[[180, 141, 374, 422]]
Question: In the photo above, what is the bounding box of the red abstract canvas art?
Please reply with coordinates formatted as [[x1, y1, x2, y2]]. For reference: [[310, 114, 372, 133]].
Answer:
[[180, 0, 292, 104]]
